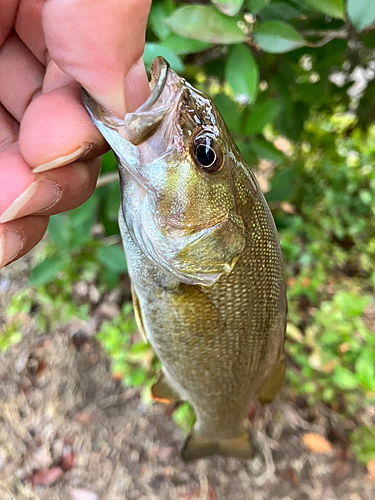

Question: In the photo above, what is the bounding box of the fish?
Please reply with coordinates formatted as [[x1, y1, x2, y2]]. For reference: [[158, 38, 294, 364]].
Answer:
[[82, 57, 287, 462]]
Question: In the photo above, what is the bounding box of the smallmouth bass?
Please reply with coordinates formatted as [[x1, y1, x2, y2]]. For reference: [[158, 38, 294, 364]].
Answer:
[[82, 57, 287, 462]]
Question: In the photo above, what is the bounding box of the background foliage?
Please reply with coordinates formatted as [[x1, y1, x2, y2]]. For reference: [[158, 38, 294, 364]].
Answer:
[[2, 0, 375, 467]]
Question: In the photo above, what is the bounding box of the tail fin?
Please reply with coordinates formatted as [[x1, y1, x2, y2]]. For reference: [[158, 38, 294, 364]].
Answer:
[[181, 430, 253, 462]]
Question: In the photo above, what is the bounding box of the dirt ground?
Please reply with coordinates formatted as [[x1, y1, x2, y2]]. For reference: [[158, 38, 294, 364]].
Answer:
[[0, 259, 374, 500]]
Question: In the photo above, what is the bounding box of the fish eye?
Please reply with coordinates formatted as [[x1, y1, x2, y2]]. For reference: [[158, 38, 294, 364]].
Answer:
[[193, 135, 224, 174]]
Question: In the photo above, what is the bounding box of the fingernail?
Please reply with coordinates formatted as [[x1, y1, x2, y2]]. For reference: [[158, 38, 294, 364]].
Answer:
[[0, 230, 23, 268], [0, 179, 61, 223], [33, 142, 93, 173], [124, 58, 150, 113]]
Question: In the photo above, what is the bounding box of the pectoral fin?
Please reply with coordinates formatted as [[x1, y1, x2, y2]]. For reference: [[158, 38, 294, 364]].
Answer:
[[256, 355, 286, 405], [181, 430, 253, 462], [151, 371, 180, 405]]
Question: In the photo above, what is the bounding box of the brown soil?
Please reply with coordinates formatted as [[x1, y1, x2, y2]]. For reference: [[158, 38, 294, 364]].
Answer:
[[0, 259, 374, 500]]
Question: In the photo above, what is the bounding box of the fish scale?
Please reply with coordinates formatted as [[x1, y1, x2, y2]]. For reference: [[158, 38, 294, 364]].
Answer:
[[82, 57, 286, 461]]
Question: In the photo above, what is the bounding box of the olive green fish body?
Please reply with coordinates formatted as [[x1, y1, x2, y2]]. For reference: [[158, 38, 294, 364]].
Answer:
[[83, 58, 286, 461]]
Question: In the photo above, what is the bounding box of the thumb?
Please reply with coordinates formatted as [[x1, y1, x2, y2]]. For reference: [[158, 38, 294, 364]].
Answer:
[[42, 0, 151, 117]]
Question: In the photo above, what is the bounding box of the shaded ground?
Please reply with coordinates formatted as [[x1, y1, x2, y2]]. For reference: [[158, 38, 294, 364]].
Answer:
[[0, 260, 374, 500]]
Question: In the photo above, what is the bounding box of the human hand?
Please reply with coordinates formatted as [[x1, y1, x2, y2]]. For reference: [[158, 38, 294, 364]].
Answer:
[[0, 0, 151, 269]]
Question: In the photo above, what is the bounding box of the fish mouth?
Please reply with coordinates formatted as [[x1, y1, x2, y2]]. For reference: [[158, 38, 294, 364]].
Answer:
[[81, 57, 179, 146]]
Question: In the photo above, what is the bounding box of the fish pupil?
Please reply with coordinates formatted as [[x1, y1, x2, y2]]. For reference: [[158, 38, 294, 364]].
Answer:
[[196, 144, 216, 167]]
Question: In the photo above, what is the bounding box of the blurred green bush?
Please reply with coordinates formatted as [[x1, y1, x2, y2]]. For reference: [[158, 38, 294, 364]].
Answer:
[[2, 0, 375, 466]]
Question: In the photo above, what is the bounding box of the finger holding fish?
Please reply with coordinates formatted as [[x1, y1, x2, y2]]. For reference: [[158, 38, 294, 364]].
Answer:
[[0, 145, 101, 225], [0, 216, 49, 269], [0, 0, 152, 268]]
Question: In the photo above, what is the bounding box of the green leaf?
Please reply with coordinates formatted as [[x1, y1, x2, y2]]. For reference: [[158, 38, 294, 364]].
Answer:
[[332, 366, 358, 390], [300, 381, 317, 393], [236, 140, 257, 165], [304, 0, 344, 19], [320, 331, 339, 346], [359, 190, 372, 205], [225, 44, 259, 104], [104, 184, 121, 221], [99, 181, 121, 237], [143, 43, 185, 73], [162, 34, 212, 55], [124, 367, 148, 387], [297, 83, 329, 107], [96, 245, 127, 273], [69, 192, 98, 228], [356, 351, 375, 390], [166, 5, 246, 44], [214, 94, 241, 134], [254, 21, 306, 53], [30, 254, 68, 286], [334, 291, 369, 317], [149, 0, 174, 40], [267, 166, 295, 201], [47, 214, 72, 249], [347, 0, 375, 32], [261, 2, 302, 21], [129, 342, 150, 354], [68, 194, 98, 250], [212, 0, 245, 16], [322, 387, 335, 402], [250, 137, 286, 163], [246, 0, 272, 15], [102, 269, 121, 289], [351, 426, 375, 465], [173, 402, 196, 432], [100, 151, 117, 173], [243, 99, 280, 134]]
